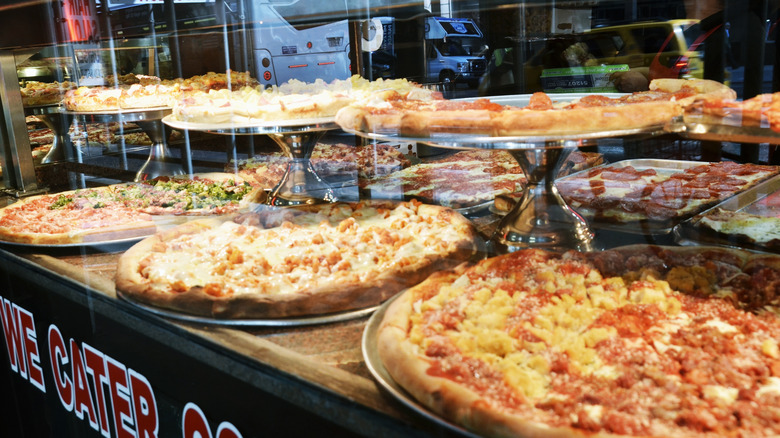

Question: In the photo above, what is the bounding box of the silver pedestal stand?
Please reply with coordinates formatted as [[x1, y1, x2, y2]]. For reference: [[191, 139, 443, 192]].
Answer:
[[163, 116, 338, 206], [492, 143, 594, 253], [25, 105, 71, 164], [63, 107, 184, 182], [349, 124, 663, 254]]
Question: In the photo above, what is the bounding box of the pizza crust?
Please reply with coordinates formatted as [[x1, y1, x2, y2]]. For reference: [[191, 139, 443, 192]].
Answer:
[[337, 78, 735, 138], [376, 246, 780, 437], [378, 268, 615, 438]]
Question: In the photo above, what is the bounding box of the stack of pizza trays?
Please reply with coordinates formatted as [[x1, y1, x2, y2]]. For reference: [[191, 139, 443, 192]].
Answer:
[[554, 159, 780, 234], [674, 173, 780, 253], [366, 244, 780, 438]]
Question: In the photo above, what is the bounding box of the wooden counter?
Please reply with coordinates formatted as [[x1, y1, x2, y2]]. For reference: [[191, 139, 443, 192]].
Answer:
[[15, 243, 473, 438]]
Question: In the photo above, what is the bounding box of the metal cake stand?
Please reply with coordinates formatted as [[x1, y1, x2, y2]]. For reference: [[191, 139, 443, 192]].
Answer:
[[63, 107, 184, 182], [25, 104, 71, 164], [163, 116, 339, 206], [346, 126, 664, 254]]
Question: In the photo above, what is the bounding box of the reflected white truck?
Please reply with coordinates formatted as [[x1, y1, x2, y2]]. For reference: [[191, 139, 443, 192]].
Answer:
[[248, 0, 351, 86]]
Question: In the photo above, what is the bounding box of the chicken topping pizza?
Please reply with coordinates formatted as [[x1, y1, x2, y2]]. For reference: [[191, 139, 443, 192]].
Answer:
[[115, 200, 480, 318], [377, 246, 780, 438]]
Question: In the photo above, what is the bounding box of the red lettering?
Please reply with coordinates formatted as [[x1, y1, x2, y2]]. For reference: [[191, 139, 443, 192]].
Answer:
[[130, 370, 158, 438], [83, 344, 110, 437], [1, 298, 25, 376], [74, 20, 83, 40], [182, 403, 213, 438], [48, 325, 73, 411], [107, 357, 135, 438], [18, 307, 45, 393], [70, 339, 98, 430]]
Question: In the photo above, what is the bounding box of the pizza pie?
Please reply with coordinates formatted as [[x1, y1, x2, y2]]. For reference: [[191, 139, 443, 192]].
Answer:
[[685, 92, 780, 132], [335, 78, 735, 137], [555, 160, 779, 226], [376, 245, 780, 438], [20, 80, 77, 106], [364, 150, 603, 210], [63, 70, 258, 112], [63, 82, 183, 112], [171, 75, 440, 125], [361, 149, 526, 209], [0, 173, 258, 245], [114, 200, 480, 318], [230, 142, 411, 188]]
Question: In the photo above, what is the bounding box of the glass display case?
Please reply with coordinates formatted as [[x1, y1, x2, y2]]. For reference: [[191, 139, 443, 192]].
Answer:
[[2, 1, 779, 437]]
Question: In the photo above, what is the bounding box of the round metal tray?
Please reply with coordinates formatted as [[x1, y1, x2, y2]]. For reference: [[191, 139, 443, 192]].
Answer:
[[118, 291, 379, 327], [162, 114, 337, 135], [361, 295, 481, 438], [342, 125, 664, 150], [61, 107, 172, 123]]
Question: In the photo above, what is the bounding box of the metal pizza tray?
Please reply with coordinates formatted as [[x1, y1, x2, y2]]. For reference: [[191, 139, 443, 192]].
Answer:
[[361, 294, 481, 438], [555, 159, 755, 235], [673, 173, 780, 253], [61, 107, 172, 123], [162, 114, 337, 134], [669, 113, 780, 145], [343, 125, 665, 150], [118, 290, 380, 327]]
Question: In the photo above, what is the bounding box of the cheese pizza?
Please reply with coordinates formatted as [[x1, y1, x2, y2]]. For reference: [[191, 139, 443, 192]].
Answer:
[[377, 246, 780, 438], [115, 200, 480, 318], [335, 78, 735, 137], [696, 207, 780, 251]]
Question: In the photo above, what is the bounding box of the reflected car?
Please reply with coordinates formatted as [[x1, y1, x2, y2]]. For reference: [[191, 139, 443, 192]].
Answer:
[[479, 19, 705, 95]]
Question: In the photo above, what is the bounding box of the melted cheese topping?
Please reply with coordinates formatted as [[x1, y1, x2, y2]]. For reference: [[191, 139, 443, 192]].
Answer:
[[140, 202, 471, 296]]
